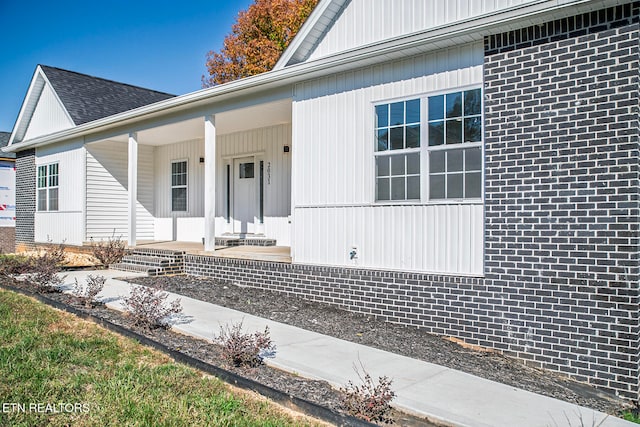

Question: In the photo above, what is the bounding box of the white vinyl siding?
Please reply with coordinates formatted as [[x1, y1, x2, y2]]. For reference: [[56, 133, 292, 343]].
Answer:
[[292, 43, 484, 274], [34, 140, 85, 245], [85, 141, 154, 241], [306, 0, 537, 61], [23, 83, 74, 141]]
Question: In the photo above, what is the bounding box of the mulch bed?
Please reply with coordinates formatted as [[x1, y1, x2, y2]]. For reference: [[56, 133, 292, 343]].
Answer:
[[129, 275, 634, 417], [2, 276, 435, 427]]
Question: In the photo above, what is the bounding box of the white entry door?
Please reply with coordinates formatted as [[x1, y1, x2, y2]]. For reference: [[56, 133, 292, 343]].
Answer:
[[233, 157, 256, 234]]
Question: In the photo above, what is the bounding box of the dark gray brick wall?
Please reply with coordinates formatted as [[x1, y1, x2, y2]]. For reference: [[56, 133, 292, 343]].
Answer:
[[15, 149, 35, 250], [484, 3, 640, 396], [184, 3, 640, 399]]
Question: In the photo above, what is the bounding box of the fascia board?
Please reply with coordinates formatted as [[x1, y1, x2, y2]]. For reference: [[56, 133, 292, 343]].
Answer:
[[4, 0, 624, 153]]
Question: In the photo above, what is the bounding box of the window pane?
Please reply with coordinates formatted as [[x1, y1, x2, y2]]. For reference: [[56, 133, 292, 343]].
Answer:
[[464, 117, 482, 142], [391, 155, 405, 175], [406, 99, 420, 124], [377, 129, 389, 151], [407, 153, 420, 174], [240, 163, 254, 179], [377, 177, 390, 200], [172, 188, 187, 211], [390, 127, 404, 150], [430, 175, 445, 199], [375, 104, 388, 128], [391, 177, 405, 200], [48, 188, 59, 211], [430, 151, 445, 173], [466, 172, 482, 198], [406, 124, 420, 148], [390, 102, 404, 126], [446, 92, 462, 118], [38, 166, 47, 188], [428, 95, 444, 121], [38, 189, 47, 211], [428, 121, 444, 146], [446, 119, 462, 144], [49, 173, 58, 187], [407, 176, 420, 199], [447, 173, 464, 198], [465, 147, 482, 171], [376, 157, 390, 177], [49, 163, 58, 176], [447, 149, 464, 172], [464, 88, 482, 116]]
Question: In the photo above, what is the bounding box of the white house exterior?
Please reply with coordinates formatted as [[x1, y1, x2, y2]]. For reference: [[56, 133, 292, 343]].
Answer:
[[0, 132, 15, 252], [4, 0, 640, 400]]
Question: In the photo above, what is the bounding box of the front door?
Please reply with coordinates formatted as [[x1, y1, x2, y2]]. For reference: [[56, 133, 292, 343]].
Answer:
[[233, 157, 256, 234]]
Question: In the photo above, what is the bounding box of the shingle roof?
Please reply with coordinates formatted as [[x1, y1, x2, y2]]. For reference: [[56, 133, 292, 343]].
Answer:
[[0, 132, 14, 159], [40, 65, 176, 125]]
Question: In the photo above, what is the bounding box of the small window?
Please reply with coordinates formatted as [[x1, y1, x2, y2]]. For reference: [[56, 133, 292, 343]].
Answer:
[[239, 162, 254, 179], [37, 163, 59, 211], [171, 160, 187, 212]]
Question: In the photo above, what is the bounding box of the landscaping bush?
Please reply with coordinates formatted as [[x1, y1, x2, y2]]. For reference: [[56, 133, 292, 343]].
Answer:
[[123, 284, 182, 329], [73, 274, 106, 308], [216, 320, 276, 367], [0, 254, 34, 277], [90, 233, 126, 267], [25, 243, 66, 293], [340, 362, 395, 424]]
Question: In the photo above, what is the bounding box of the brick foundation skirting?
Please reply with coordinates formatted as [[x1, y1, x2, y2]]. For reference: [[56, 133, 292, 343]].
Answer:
[[0, 227, 15, 253]]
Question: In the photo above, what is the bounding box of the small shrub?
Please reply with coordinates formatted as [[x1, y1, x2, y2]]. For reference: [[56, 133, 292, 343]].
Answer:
[[216, 320, 276, 367], [123, 284, 182, 329], [90, 233, 126, 267], [73, 274, 106, 308], [340, 361, 395, 424], [0, 254, 34, 277], [26, 243, 66, 293]]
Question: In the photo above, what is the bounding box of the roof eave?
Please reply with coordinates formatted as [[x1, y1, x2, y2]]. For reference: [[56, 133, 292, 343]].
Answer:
[[5, 0, 623, 152]]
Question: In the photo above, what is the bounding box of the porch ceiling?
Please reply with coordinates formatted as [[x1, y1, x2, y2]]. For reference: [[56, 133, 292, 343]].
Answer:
[[99, 99, 291, 146]]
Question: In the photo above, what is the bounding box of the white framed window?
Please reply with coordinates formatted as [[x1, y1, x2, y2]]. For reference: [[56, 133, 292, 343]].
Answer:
[[374, 99, 421, 201], [171, 160, 187, 212], [427, 88, 482, 200], [37, 163, 59, 211], [373, 87, 483, 203]]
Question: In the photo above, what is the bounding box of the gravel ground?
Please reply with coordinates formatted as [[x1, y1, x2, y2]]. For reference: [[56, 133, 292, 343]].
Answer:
[[129, 274, 634, 417]]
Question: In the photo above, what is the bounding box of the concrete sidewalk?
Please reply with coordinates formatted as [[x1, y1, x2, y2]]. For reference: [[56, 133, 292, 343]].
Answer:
[[61, 270, 635, 427]]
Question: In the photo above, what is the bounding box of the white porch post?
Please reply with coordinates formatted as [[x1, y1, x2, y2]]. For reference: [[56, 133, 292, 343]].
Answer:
[[127, 132, 138, 248], [204, 115, 216, 251]]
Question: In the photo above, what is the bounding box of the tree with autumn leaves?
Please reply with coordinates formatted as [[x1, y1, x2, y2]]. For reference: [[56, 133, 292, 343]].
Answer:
[[203, 0, 318, 87]]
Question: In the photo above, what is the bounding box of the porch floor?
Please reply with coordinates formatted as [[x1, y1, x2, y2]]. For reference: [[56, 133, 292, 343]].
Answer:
[[133, 241, 292, 263]]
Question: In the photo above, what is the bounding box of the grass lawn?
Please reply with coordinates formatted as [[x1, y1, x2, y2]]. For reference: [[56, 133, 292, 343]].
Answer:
[[0, 289, 324, 427]]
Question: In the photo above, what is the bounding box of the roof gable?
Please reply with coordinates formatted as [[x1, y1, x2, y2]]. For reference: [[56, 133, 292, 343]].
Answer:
[[9, 65, 175, 145], [40, 66, 175, 126], [276, 0, 544, 68]]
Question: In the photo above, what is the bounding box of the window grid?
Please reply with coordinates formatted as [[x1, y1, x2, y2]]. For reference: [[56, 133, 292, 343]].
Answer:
[[37, 163, 59, 211], [171, 160, 188, 212], [373, 87, 483, 203]]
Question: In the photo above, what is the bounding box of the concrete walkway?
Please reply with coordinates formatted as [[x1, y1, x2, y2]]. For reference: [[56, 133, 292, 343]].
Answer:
[[60, 270, 635, 427]]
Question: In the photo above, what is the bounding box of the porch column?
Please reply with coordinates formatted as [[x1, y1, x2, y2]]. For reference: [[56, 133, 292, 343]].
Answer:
[[127, 132, 138, 248], [204, 115, 216, 251]]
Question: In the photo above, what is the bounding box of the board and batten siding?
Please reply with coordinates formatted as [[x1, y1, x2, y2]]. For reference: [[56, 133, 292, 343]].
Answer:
[[34, 139, 85, 245], [292, 42, 484, 274], [153, 139, 205, 242], [307, 0, 536, 62], [85, 141, 154, 241], [216, 124, 292, 245], [23, 83, 74, 141]]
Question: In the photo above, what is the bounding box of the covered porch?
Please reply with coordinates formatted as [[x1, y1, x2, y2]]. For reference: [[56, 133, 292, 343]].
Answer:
[[134, 240, 292, 263], [83, 96, 293, 254]]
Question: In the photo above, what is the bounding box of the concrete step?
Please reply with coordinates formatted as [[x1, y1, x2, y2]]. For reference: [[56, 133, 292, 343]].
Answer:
[[120, 255, 173, 267], [110, 263, 156, 275], [216, 237, 277, 247]]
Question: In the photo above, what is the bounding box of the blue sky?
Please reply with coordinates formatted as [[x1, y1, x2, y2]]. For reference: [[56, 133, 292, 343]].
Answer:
[[0, 0, 254, 132]]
